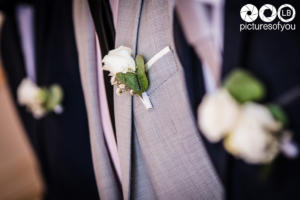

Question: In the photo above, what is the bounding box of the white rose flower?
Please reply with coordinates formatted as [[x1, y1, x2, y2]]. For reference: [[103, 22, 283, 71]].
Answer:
[[198, 89, 240, 142], [225, 103, 281, 164], [17, 78, 41, 106], [17, 78, 46, 119], [102, 46, 136, 76]]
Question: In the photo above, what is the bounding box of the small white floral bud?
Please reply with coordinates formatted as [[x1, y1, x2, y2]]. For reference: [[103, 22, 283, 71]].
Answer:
[[119, 84, 125, 89], [31, 104, 46, 119], [116, 88, 122, 95], [130, 90, 135, 96]]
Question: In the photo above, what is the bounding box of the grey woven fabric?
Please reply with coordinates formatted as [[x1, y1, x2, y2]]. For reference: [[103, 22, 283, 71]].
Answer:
[[115, 0, 224, 199]]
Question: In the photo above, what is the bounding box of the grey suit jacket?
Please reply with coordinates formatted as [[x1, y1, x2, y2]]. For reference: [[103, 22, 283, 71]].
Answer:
[[115, 0, 224, 199], [73, 0, 224, 199]]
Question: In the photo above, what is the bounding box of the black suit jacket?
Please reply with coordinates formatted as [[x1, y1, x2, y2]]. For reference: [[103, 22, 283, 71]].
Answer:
[[174, 0, 300, 199], [1, 0, 100, 199]]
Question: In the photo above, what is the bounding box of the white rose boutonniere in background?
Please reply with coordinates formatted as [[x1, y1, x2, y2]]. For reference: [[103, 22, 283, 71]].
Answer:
[[225, 103, 281, 164], [198, 69, 298, 164], [103, 46, 152, 109], [198, 89, 240, 142], [17, 78, 64, 119], [17, 78, 45, 118]]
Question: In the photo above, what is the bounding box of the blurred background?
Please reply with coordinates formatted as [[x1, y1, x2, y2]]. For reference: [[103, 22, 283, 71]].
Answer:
[[0, 0, 99, 199], [0, 13, 44, 199]]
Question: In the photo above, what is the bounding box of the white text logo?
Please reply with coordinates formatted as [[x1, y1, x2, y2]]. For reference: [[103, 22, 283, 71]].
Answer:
[[240, 4, 296, 31]]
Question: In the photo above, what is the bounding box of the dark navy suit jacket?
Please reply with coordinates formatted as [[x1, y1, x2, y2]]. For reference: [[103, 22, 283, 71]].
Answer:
[[174, 1, 300, 199]]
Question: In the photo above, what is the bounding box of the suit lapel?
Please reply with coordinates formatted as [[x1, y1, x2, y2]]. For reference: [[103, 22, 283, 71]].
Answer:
[[114, 0, 143, 199], [73, 1, 122, 199], [88, 0, 116, 133]]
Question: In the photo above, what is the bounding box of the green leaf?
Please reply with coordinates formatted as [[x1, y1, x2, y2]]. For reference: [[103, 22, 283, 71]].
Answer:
[[45, 85, 63, 111], [116, 72, 140, 92], [135, 54, 144, 69], [37, 88, 48, 103], [267, 103, 288, 127], [224, 69, 266, 103], [135, 55, 149, 93]]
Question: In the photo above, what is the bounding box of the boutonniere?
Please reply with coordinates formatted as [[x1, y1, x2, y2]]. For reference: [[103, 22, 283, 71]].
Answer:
[[102, 46, 152, 109], [17, 78, 64, 119], [198, 69, 298, 164]]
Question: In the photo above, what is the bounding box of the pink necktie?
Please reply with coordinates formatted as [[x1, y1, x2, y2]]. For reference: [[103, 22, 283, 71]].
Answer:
[[109, 0, 119, 28], [176, 0, 224, 88], [95, 33, 121, 181], [16, 5, 36, 82]]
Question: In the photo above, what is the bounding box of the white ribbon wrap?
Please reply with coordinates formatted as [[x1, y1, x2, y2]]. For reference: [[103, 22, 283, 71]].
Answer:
[[140, 46, 171, 109]]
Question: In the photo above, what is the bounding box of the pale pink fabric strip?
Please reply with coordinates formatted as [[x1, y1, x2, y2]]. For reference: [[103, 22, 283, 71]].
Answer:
[[109, 0, 119, 28], [176, 0, 224, 90], [16, 5, 36, 82], [95, 33, 121, 181]]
